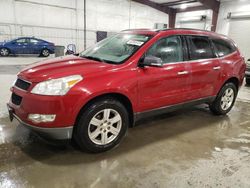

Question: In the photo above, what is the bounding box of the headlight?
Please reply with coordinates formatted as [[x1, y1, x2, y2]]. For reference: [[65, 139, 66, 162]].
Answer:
[[31, 75, 83, 95]]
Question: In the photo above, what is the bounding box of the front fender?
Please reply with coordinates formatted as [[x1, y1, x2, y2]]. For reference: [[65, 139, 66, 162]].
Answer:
[[66, 70, 138, 124]]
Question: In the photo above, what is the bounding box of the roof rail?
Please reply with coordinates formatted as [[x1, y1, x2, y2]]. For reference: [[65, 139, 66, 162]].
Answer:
[[121, 28, 159, 32], [156, 28, 215, 33], [121, 28, 216, 33]]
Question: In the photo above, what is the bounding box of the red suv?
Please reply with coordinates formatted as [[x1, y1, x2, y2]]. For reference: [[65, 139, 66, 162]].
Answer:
[[7, 29, 246, 152]]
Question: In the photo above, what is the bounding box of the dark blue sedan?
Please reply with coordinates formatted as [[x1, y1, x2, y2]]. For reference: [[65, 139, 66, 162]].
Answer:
[[0, 37, 55, 57]]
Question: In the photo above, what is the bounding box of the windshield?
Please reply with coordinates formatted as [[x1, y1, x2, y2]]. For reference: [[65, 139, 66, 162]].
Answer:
[[80, 33, 152, 64]]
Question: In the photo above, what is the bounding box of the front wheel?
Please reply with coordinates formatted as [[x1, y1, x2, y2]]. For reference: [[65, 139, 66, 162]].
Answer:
[[209, 82, 237, 115], [0, 48, 10, 56], [74, 98, 129, 153]]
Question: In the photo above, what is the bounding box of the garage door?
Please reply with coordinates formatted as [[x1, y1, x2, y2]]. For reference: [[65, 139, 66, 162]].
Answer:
[[179, 21, 206, 30], [228, 19, 250, 60]]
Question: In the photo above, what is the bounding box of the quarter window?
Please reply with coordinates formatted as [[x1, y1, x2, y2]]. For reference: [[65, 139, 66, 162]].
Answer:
[[212, 39, 236, 57], [187, 36, 215, 60], [145, 36, 183, 64]]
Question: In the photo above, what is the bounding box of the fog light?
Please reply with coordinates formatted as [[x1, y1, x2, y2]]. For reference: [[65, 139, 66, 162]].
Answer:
[[28, 114, 56, 123]]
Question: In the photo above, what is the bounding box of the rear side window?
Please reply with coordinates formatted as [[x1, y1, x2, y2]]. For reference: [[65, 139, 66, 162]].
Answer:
[[30, 39, 39, 43], [187, 36, 215, 60], [212, 38, 236, 57]]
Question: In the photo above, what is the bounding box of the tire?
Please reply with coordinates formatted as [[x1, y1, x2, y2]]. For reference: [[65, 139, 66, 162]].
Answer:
[[246, 78, 250, 85], [73, 97, 129, 153], [209, 82, 237, 115], [0, 48, 10, 57], [40, 49, 50, 57]]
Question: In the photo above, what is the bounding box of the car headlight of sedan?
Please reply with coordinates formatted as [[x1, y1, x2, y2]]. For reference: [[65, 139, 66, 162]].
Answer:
[[31, 75, 83, 96]]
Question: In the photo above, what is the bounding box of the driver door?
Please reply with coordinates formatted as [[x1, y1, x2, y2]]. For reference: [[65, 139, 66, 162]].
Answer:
[[138, 35, 191, 112]]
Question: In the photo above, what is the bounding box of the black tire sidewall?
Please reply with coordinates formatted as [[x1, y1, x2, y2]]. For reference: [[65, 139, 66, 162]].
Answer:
[[74, 98, 129, 153], [211, 83, 237, 115]]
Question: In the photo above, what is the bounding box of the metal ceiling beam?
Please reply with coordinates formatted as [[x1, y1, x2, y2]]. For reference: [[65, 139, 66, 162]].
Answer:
[[132, 0, 171, 14], [176, 5, 207, 13], [162, 0, 197, 7], [132, 0, 221, 31], [168, 9, 177, 28], [197, 0, 220, 12]]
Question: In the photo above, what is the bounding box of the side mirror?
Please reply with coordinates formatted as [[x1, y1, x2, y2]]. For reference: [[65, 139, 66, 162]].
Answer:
[[65, 44, 76, 55], [140, 56, 163, 68]]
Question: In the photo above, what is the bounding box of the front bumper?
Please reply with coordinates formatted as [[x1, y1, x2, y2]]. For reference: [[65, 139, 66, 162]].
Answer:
[[8, 104, 73, 140]]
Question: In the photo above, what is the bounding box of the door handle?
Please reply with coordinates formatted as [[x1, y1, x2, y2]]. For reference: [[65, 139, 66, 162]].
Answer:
[[213, 66, 221, 70], [178, 71, 189, 75]]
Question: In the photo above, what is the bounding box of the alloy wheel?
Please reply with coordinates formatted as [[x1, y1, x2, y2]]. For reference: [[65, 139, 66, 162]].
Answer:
[[220, 88, 234, 111], [42, 49, 49, 57], [0, 48, 9, 56], [88, 109, 122, 145]]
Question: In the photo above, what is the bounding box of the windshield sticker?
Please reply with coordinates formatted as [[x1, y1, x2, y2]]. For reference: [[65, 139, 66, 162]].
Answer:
[[127, 40, 144, 46]]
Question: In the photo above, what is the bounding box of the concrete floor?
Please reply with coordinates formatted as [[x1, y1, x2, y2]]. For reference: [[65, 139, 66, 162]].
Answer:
[[0, 57, 250, 188]]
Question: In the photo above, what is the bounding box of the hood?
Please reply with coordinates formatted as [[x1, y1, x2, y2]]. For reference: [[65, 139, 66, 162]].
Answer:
[[18, 55, 114, 82], [0, 42, 5, 46]]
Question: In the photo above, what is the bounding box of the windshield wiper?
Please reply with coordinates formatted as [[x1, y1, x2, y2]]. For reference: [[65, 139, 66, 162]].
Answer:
[[81, 55, 105, 63]]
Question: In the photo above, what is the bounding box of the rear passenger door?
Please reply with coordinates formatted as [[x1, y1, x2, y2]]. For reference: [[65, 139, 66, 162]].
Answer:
[[26, 38, 40, 54], [185, 35, 221, 100]]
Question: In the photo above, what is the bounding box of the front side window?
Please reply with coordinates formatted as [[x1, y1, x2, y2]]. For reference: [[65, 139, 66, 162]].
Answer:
[[15, 38, 26, 43], [144, 36, 183, 64], [80, 33, 152, 64], [187, 36, 215, 60], [212, 38, 236, 57]]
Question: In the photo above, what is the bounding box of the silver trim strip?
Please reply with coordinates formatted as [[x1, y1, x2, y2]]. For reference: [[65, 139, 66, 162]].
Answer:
[[178, 71, 189, 75], [213, 66, 221, 70]]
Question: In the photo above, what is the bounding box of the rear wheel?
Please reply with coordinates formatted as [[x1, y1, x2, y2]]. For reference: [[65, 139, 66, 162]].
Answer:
[[209, 82, 237, 115], [0, 48, 10, 57], [74, 98, 129, 153], [40, 49, 50, 57], [246, 78, 250, 85]]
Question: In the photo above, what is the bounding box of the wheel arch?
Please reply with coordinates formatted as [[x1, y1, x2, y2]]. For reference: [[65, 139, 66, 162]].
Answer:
[[0, 47, 11, 54], [41, 47, 49, 51], [224, 77, 239, 89], [75, 92, 135, 128]]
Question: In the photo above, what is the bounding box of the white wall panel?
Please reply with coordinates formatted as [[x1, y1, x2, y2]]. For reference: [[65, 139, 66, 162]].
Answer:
[[0, 0, 169, 51], [216, 0, 250, 61], [217, 0, 250, 35], [228, 19, 250, 59], [176, 10, 213, 30]]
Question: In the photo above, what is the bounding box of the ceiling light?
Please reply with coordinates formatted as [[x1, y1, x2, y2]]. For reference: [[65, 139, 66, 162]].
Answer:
[[180, 4, 187, 9]]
